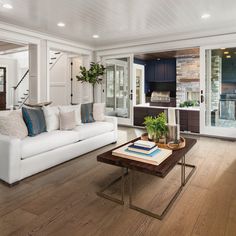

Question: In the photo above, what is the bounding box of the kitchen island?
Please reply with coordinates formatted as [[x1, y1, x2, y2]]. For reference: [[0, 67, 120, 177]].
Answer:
[[134, 103, 200, 133]]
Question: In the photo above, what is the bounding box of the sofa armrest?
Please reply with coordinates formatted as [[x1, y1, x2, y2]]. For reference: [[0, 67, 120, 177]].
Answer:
[[0, 134, 21, 184], [104, 116, 118, 131]]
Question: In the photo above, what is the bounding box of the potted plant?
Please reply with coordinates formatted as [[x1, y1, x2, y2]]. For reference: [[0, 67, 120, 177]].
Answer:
[[76, 62, 106, 102], [143, 113, 168, 143], [153, 112, 168, 143], [143, 116, 155, 140]]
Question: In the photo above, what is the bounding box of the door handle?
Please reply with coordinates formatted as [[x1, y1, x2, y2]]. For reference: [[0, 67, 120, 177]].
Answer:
[[129, 94, 133, 100], [201, 95, 204, 103]]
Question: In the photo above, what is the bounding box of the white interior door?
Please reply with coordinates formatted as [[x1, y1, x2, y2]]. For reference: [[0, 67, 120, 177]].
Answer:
[[200, 46, 236, 138], [102, 54, 134, 125]]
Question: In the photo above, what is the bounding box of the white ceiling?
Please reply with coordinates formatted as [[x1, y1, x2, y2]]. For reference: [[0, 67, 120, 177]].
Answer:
[[0, 0, 236, 48]]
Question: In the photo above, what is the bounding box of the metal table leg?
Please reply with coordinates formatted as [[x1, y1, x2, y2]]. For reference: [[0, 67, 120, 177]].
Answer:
[[97, 167, 128, 205], [129, 156, 196, 220]]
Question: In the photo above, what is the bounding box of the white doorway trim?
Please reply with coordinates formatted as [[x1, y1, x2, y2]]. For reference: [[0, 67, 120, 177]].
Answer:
[[101, 54, 134, 126], [200, 44, 236, 138], [133, 63, 145, 106]]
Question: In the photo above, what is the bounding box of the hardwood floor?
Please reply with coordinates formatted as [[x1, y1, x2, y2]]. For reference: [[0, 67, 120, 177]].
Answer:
[[0, 127, 236, 236]]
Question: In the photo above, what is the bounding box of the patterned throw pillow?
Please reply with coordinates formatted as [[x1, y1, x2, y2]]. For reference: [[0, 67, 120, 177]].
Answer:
[[0, 111, 28, 139], [81, 103, 95, 123], [22, 107, 46, 136]]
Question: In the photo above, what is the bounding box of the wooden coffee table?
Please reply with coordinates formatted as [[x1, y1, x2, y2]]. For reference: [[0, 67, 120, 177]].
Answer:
[[97, 137, 197, 220]]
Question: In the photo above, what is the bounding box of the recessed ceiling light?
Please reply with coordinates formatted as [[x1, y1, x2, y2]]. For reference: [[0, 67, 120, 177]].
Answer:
[[3, 3, 13, 9], [224, 51, 229, 55], [57, 22, 65, 27], [220, 48, 226, 50], [201, 13, 211, 19], [226, 55, 231, 58], [92, 34, 99, 39]]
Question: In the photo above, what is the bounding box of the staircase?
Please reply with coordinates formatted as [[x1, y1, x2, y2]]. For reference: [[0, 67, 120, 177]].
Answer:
[[13, 51, 62, 109]]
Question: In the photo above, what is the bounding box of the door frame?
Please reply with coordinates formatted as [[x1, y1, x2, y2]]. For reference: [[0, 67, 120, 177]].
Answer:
[[200, 45, 236, 138], [101, 54, 134, 126], [133, 63, 145, 105]]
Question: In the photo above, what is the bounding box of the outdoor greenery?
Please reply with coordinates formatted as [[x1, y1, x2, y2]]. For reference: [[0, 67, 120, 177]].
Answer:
[[143, 112, 168, 141], [179, 100, 199, 107], [76, 62, 106, 85]]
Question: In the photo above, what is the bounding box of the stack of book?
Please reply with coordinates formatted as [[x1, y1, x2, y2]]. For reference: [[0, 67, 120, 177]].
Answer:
[[127, 140, 157, 155], [112, 140, 173, 165]]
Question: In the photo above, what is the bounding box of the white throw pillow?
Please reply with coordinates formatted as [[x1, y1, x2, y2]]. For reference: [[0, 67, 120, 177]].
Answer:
[[0, 111, 28, 139], [59, 104, 82, 126], [93, 103, 105, 121], [59, 111, 76, 130], [42, 106, 60, 132]]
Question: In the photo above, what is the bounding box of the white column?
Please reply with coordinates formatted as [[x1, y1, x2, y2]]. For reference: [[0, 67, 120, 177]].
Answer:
[[39, 40, 49, 102], [28, 44, 39, 103], [28, 41, 49, 104]]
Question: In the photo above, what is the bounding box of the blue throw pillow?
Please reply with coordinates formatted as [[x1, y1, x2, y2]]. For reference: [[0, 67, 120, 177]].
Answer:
[[81, 103, 95, 123], [22, 107, 46, 136]]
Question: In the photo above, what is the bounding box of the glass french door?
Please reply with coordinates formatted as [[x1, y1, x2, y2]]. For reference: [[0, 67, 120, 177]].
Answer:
[[102, 55, 134, 125], [200, 46, 236, 138]]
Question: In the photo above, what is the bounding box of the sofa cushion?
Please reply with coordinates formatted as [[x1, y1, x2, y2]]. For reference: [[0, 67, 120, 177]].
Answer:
[[42, 106, 60, 132], [22, 107, 46, 136], [0, 111, 28, 139], [59, 111, 76, 130], [59, 105, 82, 125], [74, 121, 114, 141], [81, 103, 95, 123], [21, 130, 80, 159], [93, 103, 105, 121]]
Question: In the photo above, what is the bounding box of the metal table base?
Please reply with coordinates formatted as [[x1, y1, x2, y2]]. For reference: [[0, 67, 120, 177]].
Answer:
[[97, 167, 128, 205], [129, 155, 196, 220], [97, 155, 196, 220]]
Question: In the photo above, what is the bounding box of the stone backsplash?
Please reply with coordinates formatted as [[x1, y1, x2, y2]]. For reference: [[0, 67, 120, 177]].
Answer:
[[176, 57, 200, 106]]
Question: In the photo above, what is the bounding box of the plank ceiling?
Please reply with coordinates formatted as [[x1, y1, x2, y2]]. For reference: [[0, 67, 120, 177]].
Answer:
[[0, 0, 236, 48]]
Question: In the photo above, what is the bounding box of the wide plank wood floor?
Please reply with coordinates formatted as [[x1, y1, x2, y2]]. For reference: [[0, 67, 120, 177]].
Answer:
[[0, 127, 236, 236]]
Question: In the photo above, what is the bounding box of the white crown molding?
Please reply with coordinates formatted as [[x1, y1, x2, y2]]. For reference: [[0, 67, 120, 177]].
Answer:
[[95, 26, 236, 54], [0, 21, 94, 52], [96, 33, 236, 58]]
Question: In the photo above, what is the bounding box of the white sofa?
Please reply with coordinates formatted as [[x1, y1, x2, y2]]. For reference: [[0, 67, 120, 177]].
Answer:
[[0, 112, 117, 185]]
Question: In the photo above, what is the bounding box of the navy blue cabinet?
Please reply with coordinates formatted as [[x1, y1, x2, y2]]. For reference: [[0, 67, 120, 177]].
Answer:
[[165, 59, 176, 82], [155, 60, 165, 82], [145, 60, 155, 82], [145, 59, 176, 82]]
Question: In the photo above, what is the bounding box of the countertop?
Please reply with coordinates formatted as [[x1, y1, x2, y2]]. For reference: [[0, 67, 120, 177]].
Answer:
[[134, 103, 200, 111]]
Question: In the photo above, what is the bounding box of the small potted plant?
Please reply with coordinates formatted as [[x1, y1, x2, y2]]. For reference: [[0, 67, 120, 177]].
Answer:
[[143, 116, 155, 140], [143, 113, 168, 143], [153, 112, 168, 143]]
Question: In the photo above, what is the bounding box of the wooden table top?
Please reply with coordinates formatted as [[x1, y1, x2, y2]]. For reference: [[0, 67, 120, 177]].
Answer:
[[97, 137, 197, 178]]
